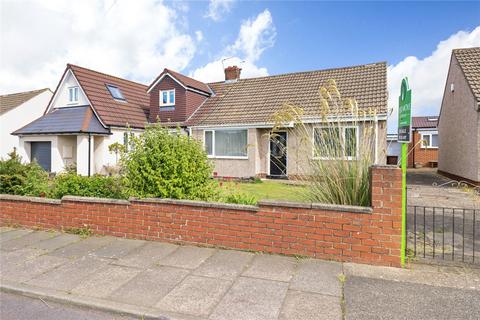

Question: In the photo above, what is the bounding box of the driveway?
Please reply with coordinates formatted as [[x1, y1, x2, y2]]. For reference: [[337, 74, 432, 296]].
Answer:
[[1, 227, 480, 319]]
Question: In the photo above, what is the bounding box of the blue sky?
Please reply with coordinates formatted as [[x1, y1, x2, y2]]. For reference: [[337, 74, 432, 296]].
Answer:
[[2, 1, 480, 131]]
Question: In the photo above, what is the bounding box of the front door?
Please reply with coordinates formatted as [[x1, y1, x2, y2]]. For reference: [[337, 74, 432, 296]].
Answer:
[[269, 132, 287, 177], [31, 142, 51, 172]]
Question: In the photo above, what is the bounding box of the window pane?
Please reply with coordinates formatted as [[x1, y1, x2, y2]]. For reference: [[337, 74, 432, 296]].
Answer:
[[345, 127, 357, 157], [314, 127, 340, 158], [107, 85, 124, 100], [205, 131, 213, 155], [431, 134, 438, 147], [162, 91, 168, 104], [422, 135, 430, 147], [169, 90, 175, 104], [215, 130, 247, 157], [74, 88, 78, 101]]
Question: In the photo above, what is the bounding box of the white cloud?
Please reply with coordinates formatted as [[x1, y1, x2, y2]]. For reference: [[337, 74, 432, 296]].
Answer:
[[0, 0, 197, 93], [387, 26, 480, 132], [204, 0, 235, 21], [192, 9, 275, 82], [195, 30, 204, 42]]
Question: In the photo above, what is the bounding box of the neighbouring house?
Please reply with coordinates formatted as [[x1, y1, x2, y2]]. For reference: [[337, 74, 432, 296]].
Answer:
[[438, 47, 480, 184], [13, 62, 388, 178], [0, 88, 52, 159], [407, 116, 439, 168], [386, 133, 401, 165]]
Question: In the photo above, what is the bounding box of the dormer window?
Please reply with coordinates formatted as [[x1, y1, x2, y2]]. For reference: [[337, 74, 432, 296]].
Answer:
[[68, 86, 79, 104], [106, 84, 125, 101], [160, 89, 175, 108]]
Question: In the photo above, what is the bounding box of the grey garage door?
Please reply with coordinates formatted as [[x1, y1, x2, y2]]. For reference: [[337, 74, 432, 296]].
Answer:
[[31, 142, 51, 172]]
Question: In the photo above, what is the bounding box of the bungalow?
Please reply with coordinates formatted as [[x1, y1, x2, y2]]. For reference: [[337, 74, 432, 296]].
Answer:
[[408, 116, 439, 168], [0, 88, 52, 159], [13, 62, 388, 178], [438, 47, 480, 184]]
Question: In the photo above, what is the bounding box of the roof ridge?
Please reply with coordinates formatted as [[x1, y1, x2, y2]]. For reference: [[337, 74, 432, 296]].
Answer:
[[0, 88, 51, 98], [206, 61, 387, 85], [67, 63, 148, 88]]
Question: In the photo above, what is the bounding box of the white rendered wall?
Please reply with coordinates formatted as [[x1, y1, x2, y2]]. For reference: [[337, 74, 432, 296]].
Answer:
[[76, 135, 95, 176], [0, 90, 52, 159], [49, 71, 89, 109], [18, 135, 63, 173]]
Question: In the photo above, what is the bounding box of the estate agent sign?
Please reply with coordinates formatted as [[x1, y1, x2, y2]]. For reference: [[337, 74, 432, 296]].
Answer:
[[398, 78, 412, 143]]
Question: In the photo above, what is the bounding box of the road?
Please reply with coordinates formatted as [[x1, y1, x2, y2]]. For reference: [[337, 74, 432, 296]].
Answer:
[[0, 292, 142, 320]]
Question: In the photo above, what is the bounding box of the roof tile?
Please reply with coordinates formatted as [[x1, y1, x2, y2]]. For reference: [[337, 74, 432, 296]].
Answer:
[[0, 88, 50, 115]]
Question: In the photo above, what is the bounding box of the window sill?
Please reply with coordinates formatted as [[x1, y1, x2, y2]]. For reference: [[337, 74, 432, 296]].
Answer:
[[420, 147, 438, 150], [160, 106, 175, 111]]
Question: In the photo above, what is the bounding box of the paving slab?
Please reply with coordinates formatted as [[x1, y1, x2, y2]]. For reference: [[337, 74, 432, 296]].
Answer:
[[114, 242, 179, 268], [108, 266, 189, 307], [1, 231, 57, 251], [26, 255, 109, 292], [0, 254, 69, 283], [29, 233, 81, 251], [159, 246, 216, 269], [242, 254, 298, 282], [345, 276, 480, 320], [156, 275, 231, 316], [71, 265, 142, 298], [209, 277, 289, 320], [193, 250, 254, 280], [290, 259, 342, 297], [91, 238, 146, 260], [49, 236, 114, 259], [279, 290, 342, 320], [0, 248, 48, 268], [0, 229, 32, 243]]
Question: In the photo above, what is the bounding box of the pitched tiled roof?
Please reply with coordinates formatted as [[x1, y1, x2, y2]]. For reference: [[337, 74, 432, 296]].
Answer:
[[13, 106, 109, 135], [67, 64, 150, 128], [453, 47, 480, 104], [186, 62, 387, 126], [148, 68, 211, 94], [0, 88, 50, 115], [412, 116, 438, 129]]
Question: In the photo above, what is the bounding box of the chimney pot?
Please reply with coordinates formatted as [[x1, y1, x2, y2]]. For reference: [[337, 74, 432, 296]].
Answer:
[[224, 66, 242, 82]]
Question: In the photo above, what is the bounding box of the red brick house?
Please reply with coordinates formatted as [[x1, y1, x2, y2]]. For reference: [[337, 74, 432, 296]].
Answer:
[[408, 116, 439, 168]]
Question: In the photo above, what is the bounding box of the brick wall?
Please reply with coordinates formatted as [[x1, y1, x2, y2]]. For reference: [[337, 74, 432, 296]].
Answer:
[[408, 131, 439, 168], [0, 166, 402, 267]]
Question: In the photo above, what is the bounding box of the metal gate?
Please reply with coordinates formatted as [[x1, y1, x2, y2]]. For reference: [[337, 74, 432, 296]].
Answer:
[[406, 181, 480, 265]]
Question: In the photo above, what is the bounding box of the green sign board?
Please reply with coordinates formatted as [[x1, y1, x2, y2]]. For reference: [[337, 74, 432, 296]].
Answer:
[[398, 78, 412, 143]]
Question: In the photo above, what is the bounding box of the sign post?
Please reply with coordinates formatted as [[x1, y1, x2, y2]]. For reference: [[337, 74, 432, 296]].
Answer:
[[398, 78, 411, 267]]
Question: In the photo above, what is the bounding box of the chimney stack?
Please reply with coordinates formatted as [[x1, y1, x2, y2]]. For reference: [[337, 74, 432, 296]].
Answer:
[[224, 66, 242, 82]]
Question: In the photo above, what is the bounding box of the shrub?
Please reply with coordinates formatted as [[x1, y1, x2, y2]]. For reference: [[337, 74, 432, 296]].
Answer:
[[50, 172, 124, 199], [221, 192, 257, 205], [0, 150, 49, 196], [121, 125, 217, 201]]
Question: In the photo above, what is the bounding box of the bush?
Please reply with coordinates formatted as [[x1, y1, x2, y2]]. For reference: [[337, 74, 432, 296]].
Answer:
[[0, 150, 49, 196], [121, 125, 217, 201], [221, 192, 257, 205], [50, 173, 124, 199]]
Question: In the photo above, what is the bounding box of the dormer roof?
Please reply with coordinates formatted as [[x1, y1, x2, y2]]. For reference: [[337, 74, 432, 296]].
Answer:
[[147, 68, 211, 95]]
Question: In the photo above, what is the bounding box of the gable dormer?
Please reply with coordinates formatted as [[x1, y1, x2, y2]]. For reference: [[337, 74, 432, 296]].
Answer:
[[49, 69, 89, 110], [147, 69, 211, 124]]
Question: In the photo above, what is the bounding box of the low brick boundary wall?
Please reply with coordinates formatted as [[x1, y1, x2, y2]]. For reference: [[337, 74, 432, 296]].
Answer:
[[0, 166, 401, 267]]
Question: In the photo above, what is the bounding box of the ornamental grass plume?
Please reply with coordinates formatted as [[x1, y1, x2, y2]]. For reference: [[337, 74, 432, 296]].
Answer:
[[269, 80, 379, 206]]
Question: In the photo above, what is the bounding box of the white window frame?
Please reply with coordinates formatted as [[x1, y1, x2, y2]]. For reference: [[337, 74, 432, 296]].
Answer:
[[160, 89, 175, 107], [203, 128, 249, 160], [312, 125, 359, 160], [68, 86, 79, 104], [420, 131, 438, 149]]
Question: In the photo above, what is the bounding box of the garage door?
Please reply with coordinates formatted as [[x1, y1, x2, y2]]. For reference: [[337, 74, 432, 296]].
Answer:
[[31, 142, 51, 172]]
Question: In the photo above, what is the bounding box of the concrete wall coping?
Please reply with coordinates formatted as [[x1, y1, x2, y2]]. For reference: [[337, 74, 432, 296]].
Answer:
[[258, 199, 372, 214], [0, 194, 61, 205], [132, 197, 259, 212], [62, 196, 131, 205], [1, 194, 371, 214]]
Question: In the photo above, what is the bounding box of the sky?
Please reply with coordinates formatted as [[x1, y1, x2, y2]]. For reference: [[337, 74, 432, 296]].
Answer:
[[1, 0, 480, 132]]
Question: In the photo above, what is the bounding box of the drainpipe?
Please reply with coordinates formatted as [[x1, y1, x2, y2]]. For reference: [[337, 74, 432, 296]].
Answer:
[[88, 134, 91, 177], [411, 129, 416, 168]]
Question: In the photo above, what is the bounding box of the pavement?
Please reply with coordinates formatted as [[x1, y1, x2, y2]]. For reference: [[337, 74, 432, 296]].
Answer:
[[1, 227, 480, 320]]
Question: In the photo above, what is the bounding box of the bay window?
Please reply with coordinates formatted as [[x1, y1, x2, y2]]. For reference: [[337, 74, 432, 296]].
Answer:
[[204, 129, 248, 158], [313, 126, 358, 159]]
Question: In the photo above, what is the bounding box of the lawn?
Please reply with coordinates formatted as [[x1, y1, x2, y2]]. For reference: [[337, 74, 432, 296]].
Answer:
[[219, 180, 308, 203]]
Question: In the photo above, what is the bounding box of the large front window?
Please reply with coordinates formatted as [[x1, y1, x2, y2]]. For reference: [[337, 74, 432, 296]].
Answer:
[[313, 126, 358, 159], [204, 129, 248, 158]]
